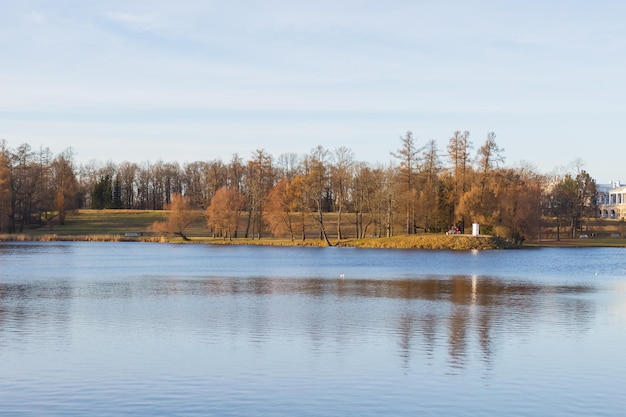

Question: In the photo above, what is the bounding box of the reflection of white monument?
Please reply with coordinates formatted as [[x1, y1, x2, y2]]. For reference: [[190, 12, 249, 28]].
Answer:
[[471, 274, 477, 306], [598, 181, 626, 219]]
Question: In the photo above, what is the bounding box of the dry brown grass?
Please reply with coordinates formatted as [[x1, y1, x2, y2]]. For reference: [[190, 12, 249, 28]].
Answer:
[[337, 235, 517, 250], [538, 217, 625, 240], [4, 210, 624, 249]]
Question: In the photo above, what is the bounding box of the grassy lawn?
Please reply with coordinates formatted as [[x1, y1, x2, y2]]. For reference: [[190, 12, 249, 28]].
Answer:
[[2, 210, 625, 249], [29, 210, 169, 236], [526, 238, 626, 248]]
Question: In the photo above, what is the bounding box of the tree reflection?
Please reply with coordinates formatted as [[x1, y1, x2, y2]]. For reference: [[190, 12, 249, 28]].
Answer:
[[0, 274, 597, 371], [236, 275, 595, 371]]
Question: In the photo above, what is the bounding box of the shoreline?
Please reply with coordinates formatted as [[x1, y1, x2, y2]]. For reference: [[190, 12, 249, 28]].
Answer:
[[4, 210, 625, 250], [4, 233, 624, 249]]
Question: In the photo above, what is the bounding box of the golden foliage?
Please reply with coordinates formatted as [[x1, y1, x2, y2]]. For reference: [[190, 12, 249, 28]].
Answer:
[[151, 194, 197, 240], [206, 187, 244, 239]]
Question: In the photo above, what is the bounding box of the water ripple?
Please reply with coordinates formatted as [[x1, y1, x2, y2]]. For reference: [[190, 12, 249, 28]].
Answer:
[[1, 243, 625, 416]]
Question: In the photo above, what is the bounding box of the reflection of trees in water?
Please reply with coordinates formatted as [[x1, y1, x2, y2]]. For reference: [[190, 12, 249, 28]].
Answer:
[[271, 276, 594, 370], [448, 305, 468, 369], [387, 276, 595, 370], [0, 275, 597, 370], [397, 313, 414, 367], [209, 275, 596, 370], [476, 307, 494, 367], [197, 275, 596, 370], [419, 314, 438, 361]]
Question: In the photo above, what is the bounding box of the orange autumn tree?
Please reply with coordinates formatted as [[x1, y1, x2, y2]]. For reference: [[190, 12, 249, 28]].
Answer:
[[264, 176, 305, 240], [206, 186, 244, 240], [152, 193, 197, 240]]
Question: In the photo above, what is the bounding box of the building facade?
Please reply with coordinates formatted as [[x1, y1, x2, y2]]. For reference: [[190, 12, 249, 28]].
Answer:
[[598, 181, 626, 219]]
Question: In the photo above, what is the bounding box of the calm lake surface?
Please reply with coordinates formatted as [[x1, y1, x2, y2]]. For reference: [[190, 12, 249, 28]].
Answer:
[[1, 242, 625, 416]]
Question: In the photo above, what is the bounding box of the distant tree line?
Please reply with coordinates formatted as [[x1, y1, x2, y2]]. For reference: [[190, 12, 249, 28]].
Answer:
[[0, 133, 598, 243]]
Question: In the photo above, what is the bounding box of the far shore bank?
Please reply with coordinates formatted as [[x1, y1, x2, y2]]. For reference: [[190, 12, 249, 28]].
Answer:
[[2, 232, 626, 249], [2, 209, 625, 250]]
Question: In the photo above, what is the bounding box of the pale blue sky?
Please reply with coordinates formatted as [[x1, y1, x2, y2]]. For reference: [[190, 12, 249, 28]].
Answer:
[[1, 1, 624, 181]]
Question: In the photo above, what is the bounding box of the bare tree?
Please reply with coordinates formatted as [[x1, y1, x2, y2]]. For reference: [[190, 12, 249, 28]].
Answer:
[[391, 131, 422, 234], [162, 162, 182, 206], [330, 146, 354, 239], [351, 163, 392, 238], [152, 193, 198, 240], [152, 160, 166, 210], [117, 161, 138, 209], [456, 132, 504, 230], [447, 130, 473, 232], [227, 154, 244, 191], [215, 159, 229, 195], [303, 146, 332, 245], [276, 152, 300, 180], [243, 149, 273, 239], [477, 132, 504, 201], [51, 149, 79, 225], [135, 162, 150, 209], [0, 141, 11, 232], [418, 139, 441, 232], [8, 144, 45, 232], [290, 174, 308, 241], [577, 170, 598, 236], [183, 161, 204, 209]]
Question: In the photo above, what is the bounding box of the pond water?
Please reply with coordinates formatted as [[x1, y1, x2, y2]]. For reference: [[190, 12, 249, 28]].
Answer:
[[1, 242, 625, 416]]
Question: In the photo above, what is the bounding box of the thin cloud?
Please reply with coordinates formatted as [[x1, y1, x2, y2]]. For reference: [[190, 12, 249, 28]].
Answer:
[[1, 1, 625, 181]]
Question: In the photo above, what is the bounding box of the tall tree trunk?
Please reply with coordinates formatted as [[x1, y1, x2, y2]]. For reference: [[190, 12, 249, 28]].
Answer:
[[316, 200, 332, 246], [337, 203, 343, 240], [244, 207, 252, 238]]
